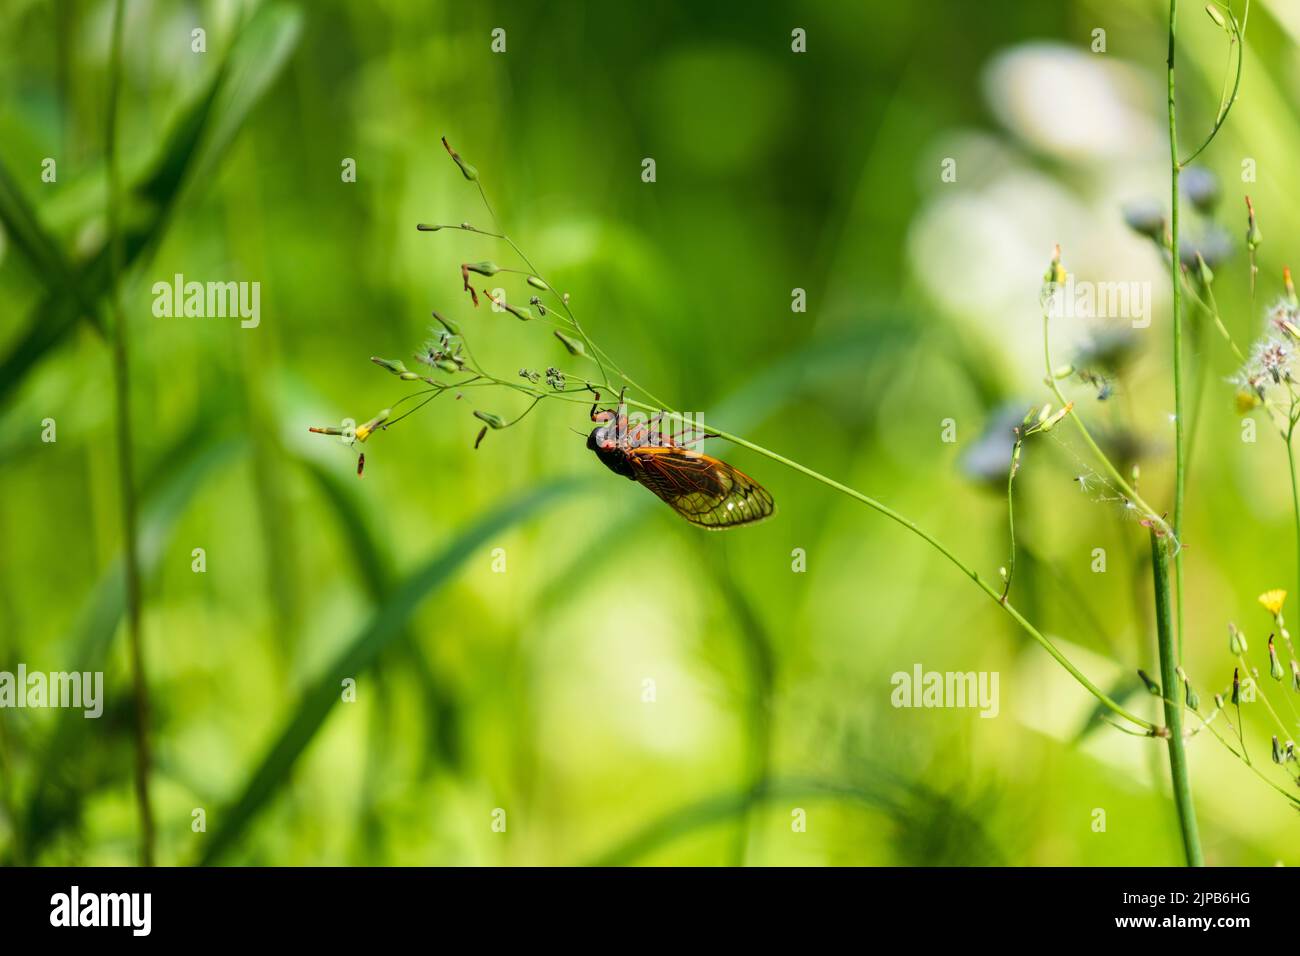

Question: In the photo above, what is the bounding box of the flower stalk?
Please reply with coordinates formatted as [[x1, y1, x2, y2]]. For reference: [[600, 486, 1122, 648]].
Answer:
[[1151, 531, 1202, 866]]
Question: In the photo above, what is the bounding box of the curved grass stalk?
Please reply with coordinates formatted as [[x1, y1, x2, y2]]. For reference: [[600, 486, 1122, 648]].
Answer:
[[363, 352, 1156, 733], [400, 151, 1171, 734], [707, 425, 1153, 730], [1179, 0, 1249, 167]]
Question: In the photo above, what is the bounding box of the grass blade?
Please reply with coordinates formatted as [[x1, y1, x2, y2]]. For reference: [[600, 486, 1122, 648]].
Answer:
[[585, 776, 1001, 866], [297, 456, 462, 773], [197, 479, 581, 865], [0, 3, 303, 406]]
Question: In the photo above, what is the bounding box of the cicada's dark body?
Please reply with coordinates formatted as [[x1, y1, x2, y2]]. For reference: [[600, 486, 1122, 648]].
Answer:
[[586, 393, 774, 529]]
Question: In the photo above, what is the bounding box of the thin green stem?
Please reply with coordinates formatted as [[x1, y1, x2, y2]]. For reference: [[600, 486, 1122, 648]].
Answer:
[[1289, 427, 1300, 639], [107, 0, 155, 867], [1184, 269, 1245, 363], [1042, 312, 1172, 540], [1182, 303, 1210, 496], [707, 422, 1154, 732], [472, 179, 611, 390], [421, 220, 672, 412], [1151, 531, 1203, 866], [406, 151, 1162, 737], [1179, 1, 1248, 166], [1001, 437, 1023, 603], [1235, 652, 1292, 740], [1169, 0, 1187, 664], [381, 369, 1155, 731], [1187, 702, 1300, 806], [1233, 690, 1250, 762]]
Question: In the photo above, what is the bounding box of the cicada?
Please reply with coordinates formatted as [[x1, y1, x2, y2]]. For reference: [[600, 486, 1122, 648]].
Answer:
[[586, 391, 774, 529]]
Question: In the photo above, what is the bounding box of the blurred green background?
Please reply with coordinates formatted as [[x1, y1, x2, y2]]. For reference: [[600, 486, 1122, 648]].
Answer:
[[2, 0, 1299, 866]]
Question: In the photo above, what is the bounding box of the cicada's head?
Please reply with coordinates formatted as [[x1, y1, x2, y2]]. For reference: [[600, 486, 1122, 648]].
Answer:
[[587, 424, 634, 478], [587, 425, 615, 452]]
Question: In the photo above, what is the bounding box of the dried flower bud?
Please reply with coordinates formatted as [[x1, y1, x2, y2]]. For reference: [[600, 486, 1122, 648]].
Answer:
[[1138, 669, 1161, 697], [483, 289, 533, 321], [1273, 735, 1283, 764], [1246, 195, 1263, 251], [442, 136, 478, 181], [1231, 667, 1241, 705]]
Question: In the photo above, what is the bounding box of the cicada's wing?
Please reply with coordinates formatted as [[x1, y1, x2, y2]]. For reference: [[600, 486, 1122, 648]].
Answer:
[[626, 446, 774, 529]]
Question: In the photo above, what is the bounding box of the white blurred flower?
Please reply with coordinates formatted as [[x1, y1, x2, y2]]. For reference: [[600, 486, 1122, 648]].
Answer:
[[982, 43, 1161, 162]]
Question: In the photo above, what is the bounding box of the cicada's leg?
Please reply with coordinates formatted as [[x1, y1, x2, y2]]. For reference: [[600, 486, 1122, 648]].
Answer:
[[648, 410, 686, 447], [587, 389, 615, 425], [614, 386, 630, 440]]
